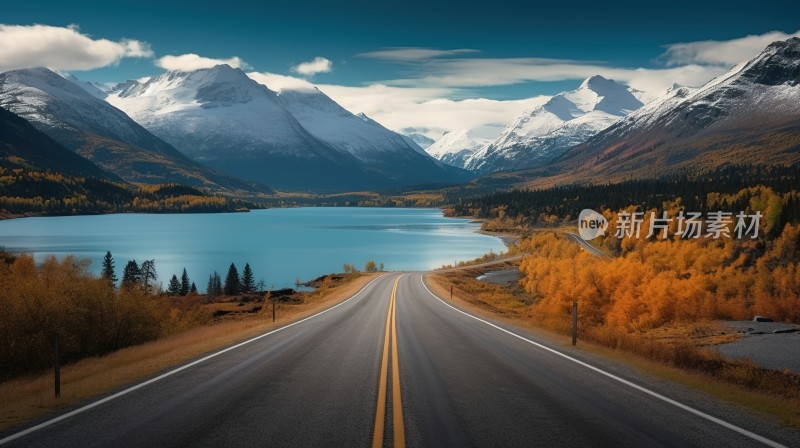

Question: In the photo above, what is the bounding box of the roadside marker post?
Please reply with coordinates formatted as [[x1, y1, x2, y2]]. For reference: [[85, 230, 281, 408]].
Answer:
[[53, 332, 61, 398], [571, 301, 578, 346]]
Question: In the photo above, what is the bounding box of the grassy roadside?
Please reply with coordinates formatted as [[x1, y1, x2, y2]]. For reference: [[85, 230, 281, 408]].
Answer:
[[425, 270, 800, 429], [0, 272, 380, 433]]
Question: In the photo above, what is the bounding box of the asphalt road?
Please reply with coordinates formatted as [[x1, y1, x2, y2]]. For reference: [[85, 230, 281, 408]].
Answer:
[[565, 232, 612, 258], [2, 273, 798, 447]]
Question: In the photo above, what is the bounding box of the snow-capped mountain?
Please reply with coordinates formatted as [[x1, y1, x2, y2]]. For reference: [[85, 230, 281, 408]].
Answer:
[[0, 105, 114, 180], [466, 75, 643, 173], [108, 65, 468, 191], [0, 67, 262, 193], [425, 129, 490, 169], [402, 132, 435, 150], [539, 37, 800, 184]]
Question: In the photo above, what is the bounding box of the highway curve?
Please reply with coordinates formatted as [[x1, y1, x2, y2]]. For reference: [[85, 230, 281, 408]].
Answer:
[[2, 273, 798, 447]]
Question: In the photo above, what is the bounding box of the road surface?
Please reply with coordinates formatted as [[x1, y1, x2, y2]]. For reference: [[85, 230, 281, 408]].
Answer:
[[565, 232, 612, 259], [2, 273, 797, 447]]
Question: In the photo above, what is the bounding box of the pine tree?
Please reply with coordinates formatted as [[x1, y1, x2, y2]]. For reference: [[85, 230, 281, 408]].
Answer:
[[241, 263, 255, 293], [214, 273, 223, 296], [224, 263, 240, 296], [101, 251, 117, 286], [140, 259, 157, 290], [121, 260, 142, 289], [207, 274, 216, 297], [190, 282, 197, 294], [167, 274, 181, 295], [180, 268, 190, 296], [207, 271, 223, 297]]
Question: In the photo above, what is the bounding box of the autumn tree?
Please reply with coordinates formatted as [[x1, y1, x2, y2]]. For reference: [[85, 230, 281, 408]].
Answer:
[[180, 268, 190, 296], [224, 263, 240, 296], [121, 260, 141, 289], [167, 274, 181, 296], [365, 260, 377, 272], [102, 251, 117, 286], [241, 263, 255, 293]]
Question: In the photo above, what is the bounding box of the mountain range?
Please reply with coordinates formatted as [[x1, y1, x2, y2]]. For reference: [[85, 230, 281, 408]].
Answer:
[[0, 67, 267, 195], [512, 36, 800, 188], [425, 130, 490, 168], [1, 37, 798, 202], [107, 65, 469, 192], [462, 75, 643, 173]]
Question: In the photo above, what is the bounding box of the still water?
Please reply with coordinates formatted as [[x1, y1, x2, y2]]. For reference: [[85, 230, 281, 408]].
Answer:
[[0, 208, 504, 290]]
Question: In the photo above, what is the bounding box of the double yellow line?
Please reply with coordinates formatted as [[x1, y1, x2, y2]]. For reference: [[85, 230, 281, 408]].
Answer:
[[372, 276, 405, 448]]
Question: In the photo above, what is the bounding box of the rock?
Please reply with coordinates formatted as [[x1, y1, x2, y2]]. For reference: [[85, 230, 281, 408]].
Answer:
[[753, 316, 774, 322]]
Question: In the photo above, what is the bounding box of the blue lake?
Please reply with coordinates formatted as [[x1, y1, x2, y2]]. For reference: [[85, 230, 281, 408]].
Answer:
[[0, 208, 504, 290]]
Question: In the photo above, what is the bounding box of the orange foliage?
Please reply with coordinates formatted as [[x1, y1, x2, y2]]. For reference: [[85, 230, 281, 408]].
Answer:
[[0, 254, 210, 378], [520, 225, 800, 336]]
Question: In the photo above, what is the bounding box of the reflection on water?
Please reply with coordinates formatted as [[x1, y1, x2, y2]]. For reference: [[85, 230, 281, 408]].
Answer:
[[0, 208, 505, 290]]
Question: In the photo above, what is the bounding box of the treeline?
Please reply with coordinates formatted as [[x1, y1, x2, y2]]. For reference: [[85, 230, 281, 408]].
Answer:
[[205, 262, 260, 298], [448, 165, 800, 232], [0, 166, 251, 217], [0, 252, 211, 379]]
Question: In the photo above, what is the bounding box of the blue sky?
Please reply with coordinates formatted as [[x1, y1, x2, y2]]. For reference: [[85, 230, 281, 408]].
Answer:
[[2, 0, 800, 136]]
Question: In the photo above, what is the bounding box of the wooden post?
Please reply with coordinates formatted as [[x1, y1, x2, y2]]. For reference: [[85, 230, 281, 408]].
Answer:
[[272, 300, 276, 322], [571, 301, 578, 346], [54, 332, 61, 398], [450, 285, 453, 300]]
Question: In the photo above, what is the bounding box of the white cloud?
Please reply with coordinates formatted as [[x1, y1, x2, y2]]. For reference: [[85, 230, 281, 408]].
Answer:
[[247, 71, 544, 139], [380, 57, 727, 96], [155, 53, 248, 71], [660, 30, 800, 66], [358, 47, 480, 61], [0, 23, 152, 72], [248, 71, 316, 92], [291, 57, 332, 77], [320, 84, 548, 140]]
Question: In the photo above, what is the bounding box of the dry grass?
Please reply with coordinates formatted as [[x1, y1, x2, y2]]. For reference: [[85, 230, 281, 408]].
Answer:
[[425, 271, 800, 429], [0, 273, 379, 433]]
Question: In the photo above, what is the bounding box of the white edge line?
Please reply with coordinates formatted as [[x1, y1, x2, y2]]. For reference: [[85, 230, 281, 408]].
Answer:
[[0, 274, 388, 446], [419, 275, 787, 448]]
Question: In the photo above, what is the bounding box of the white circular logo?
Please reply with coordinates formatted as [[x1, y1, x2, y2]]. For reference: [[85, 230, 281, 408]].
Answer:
[[578, 209, 608, 240]]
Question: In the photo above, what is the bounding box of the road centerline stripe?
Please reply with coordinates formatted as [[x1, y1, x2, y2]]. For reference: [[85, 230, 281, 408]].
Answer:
[[372, 275, 405, 448], [419, 274, 787, 448], [391, 277, 406, 448], [372, 277, 394, 448]]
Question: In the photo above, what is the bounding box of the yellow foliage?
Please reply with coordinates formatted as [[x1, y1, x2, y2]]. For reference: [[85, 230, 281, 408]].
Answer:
[[520, 226, 800, 337]]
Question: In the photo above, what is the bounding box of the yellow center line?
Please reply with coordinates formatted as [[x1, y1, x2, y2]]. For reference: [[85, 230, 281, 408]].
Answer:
[[391, 277, 405, 448], [372, 275, 405, 448]]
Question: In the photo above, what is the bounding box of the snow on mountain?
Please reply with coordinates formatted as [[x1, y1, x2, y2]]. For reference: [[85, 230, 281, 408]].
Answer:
[[425, 129, 490, 169], [465, 75, 643, 173], [108, 65, 327, 159], [540, 37, 800, 185], [64, 74, 108, 99], [402, 132, 435, 150], [0, 67, 265, 192], [0, 67, 164, 146], [107, 65, 469, 191], [274, 88, 424, 162]]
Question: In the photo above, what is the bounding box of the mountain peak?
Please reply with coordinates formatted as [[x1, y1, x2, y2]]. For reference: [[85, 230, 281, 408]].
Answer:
[[579, 74, 612, 90], [739, 37, 800, 86]]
